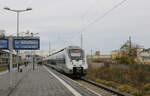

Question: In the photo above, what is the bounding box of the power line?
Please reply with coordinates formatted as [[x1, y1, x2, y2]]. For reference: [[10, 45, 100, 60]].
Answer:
[[61, 0, 127, 46], [81, 4, 94, 19], [81, 0, 127, 32]]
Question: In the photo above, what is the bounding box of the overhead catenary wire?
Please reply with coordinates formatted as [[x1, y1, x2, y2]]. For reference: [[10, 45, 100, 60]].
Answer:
[[81, 0, 127, 33], [60, 0, 127, 47]]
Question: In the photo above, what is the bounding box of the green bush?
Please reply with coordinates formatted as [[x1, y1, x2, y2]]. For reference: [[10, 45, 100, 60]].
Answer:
[[116, 84, 142, 96], [106, 81, 119, 87], [95, 79, 106, 84], [117, 84, 132, 93], [131, 90, 142, 96], [95, 79, 119, 88], [143, 83, 150, 91]]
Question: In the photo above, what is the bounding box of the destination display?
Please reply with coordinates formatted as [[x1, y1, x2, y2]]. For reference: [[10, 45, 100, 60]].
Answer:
[[0, 39, 8, 49], [13, 39, 40, 50]]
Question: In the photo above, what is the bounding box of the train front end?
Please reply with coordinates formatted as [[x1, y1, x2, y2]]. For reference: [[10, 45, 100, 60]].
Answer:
[[66, 47, 88, 77]]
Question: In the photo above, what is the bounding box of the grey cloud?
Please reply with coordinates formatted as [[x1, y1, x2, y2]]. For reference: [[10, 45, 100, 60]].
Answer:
[[0, 0, 150, 54]]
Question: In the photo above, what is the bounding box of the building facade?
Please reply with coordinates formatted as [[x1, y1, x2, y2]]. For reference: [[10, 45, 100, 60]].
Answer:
[[138, 49, 150, 65]]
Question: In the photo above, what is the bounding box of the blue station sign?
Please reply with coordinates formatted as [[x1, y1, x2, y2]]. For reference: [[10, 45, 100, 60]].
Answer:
[[0, 39, 9, 49], [13, 39, 40, 50]]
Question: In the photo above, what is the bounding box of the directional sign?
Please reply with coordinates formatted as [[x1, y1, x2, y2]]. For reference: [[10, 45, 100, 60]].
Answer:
[[13, 39, 40, 50], [0, 39, 8, 49]]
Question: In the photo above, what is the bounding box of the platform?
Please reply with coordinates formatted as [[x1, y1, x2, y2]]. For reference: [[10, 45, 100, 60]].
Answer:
[[0, 65, 100, 96]]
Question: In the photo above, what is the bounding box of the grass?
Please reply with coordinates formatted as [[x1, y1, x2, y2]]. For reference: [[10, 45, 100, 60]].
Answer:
[[85, 64, 150, 96]]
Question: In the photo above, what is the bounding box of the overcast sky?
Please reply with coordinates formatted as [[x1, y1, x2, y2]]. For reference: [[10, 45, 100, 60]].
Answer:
[[0, 0, 150, 54]]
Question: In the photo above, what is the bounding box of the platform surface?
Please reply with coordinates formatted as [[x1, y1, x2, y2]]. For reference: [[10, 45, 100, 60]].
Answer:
[[0, 65, 100, 96]]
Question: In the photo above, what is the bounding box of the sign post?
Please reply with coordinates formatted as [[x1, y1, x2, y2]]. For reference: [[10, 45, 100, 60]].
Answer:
[[9, 38, 13, 87], [32, 51, 35, 70], [13, 38, 40, 70]]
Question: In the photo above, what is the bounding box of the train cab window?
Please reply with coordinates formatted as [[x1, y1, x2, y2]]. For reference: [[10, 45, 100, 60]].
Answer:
[[70, 50, 81, 57], [69, 49, 84, 60]]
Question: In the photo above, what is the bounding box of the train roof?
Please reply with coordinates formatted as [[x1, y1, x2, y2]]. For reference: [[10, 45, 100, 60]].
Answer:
[[67, 46, 81, 49], [44, 46, 82, 60], [49, 46, 81, 56]]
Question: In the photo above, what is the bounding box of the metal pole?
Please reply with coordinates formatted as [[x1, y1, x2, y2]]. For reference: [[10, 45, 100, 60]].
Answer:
[[33, 50, 35, 70], [49, 41, 51, 56], [91, 49, 93, 60], [17, 12, 19, 36], [9, 50, 13, 87], [81, 32, 83, 49], [17, 12, 20, 72], [9, 38, 13, 87]]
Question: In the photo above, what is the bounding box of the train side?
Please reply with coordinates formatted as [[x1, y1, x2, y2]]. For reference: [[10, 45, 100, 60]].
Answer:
[[45, 46, 88, 77]]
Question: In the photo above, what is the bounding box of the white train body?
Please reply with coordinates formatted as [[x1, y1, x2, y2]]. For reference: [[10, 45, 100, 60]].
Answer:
[[45, 46, 88, 77]]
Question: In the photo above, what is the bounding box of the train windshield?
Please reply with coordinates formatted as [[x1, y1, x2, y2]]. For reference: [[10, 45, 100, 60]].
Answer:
[[69, 49, 84, 60]]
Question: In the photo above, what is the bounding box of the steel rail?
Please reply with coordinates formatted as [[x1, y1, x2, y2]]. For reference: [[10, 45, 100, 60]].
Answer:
[[81, 78, 134, 96]]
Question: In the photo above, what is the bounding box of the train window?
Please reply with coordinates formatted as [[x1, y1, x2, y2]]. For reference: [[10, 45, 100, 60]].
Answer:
[[71, 49, 81, 53], [69, 49, 84, 60], [70, 49, 81, 56]]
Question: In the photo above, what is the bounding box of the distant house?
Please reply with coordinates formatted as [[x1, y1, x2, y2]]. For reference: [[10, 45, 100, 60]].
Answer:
[[93, 55, 112, 63], [87, 51, 112, 64], [111, 50, 121, 59], [138, 49, 150, 65]]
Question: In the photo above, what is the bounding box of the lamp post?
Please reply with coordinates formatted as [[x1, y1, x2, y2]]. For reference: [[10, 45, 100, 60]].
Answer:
[[4, 7, 32, 72]]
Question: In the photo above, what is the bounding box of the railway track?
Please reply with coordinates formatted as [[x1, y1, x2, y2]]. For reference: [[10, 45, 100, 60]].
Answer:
[[76, 78, 134, 96]]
